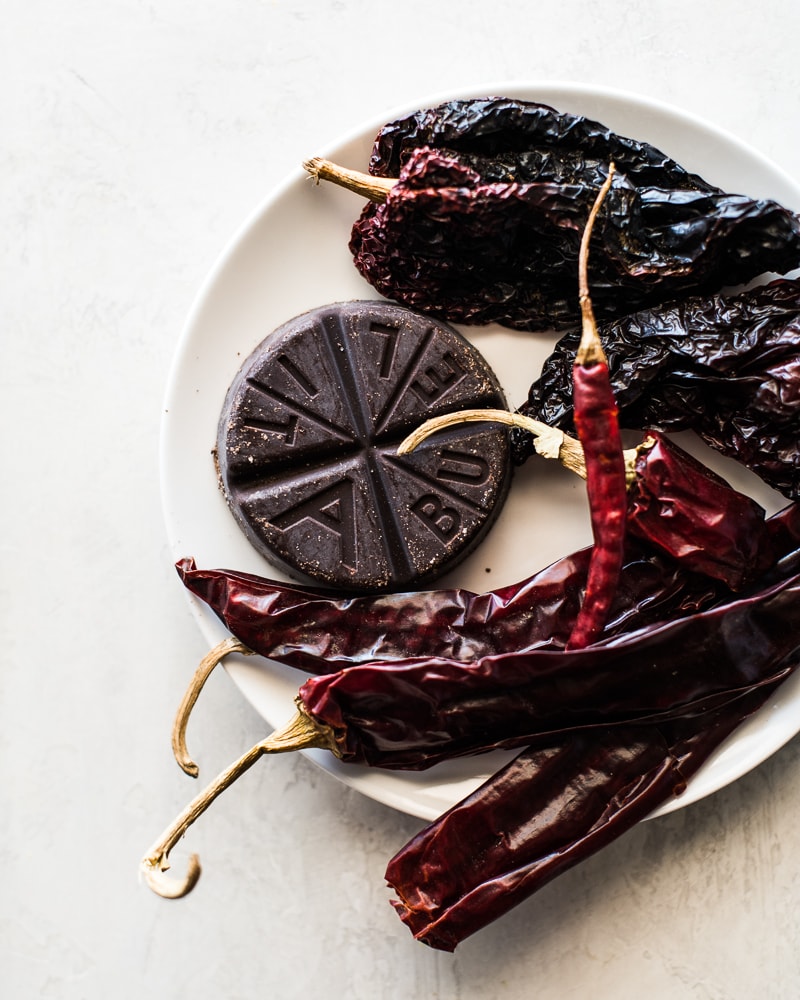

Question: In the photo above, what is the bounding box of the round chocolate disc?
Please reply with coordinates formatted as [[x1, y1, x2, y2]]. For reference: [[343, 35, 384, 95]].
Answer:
[[216, 301, 512, 591]]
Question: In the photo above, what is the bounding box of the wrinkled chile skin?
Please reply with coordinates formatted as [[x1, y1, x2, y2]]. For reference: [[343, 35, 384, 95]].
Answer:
[[298, 559, 800, 770], [369, 97, 721, 193], [567, 360, 627, 648], [384, 681, 776, 951], [351, 99, 800, 331], [176, 541, 722, 672], [517, 279, 800, 500], [627, 432, 771, 587]]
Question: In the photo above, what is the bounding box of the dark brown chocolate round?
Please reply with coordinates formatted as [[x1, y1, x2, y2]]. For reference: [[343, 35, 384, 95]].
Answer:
[[216, 301, 512, 591]]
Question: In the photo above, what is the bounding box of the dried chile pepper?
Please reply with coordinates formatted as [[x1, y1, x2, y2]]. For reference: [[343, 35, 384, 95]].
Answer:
[[565, 164, 627, 647], [626, 433, 774, 587], [175, 429, 770, 684], [175, 539, 715, 671], [141, 509, 800, 899], [305, 98, 800, 331], [295, 558, 800, 770], [385, 680, 778, 952], [515, 278, 800, 499], [368, 97, 719, 192]]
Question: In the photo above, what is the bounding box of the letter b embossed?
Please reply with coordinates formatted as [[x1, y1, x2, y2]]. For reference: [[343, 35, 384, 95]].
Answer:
[[411, 494, 461, 543]]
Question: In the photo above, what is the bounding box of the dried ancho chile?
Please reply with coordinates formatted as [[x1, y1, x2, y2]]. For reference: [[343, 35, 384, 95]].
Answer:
[[305, 97, 800, 331], [515, 279, 800, 499]]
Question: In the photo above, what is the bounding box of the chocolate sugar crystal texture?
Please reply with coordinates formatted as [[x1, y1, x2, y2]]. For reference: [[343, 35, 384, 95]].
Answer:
[[216, 301, 512, 590]]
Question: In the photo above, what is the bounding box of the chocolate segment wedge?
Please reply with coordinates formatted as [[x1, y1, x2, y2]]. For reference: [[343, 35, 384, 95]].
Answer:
[[216, 301, 512, 591]]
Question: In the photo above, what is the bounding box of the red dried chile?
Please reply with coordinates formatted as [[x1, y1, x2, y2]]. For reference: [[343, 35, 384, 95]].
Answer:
[[145, 503, 800, 899], [566, 165, 627, 648], [296, 562, 800, 770], [385, 681, 777, 951]]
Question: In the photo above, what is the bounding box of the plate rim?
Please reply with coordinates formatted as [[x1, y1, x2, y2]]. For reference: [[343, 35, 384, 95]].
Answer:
[[160, 80, 800, 823]]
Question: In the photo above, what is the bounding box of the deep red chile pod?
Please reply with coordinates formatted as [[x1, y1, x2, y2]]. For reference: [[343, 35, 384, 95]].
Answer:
[[297, 547, 800, 770]]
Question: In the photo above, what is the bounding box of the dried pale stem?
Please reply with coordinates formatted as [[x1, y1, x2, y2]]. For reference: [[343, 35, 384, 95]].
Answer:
[[303, 156, 396, 204], [141, 704, 338, 899], [172, 637, 255, 778], [577, 163, 616, 367], [398, 408, 645, 486]]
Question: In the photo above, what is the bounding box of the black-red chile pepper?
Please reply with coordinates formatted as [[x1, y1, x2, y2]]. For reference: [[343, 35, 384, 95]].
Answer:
[[515, 278, 800, 499], [346, 98, 800, 331]]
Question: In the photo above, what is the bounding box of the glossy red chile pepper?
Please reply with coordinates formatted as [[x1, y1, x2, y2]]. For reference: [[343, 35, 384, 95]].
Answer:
[[178, 431, 770, 672], [385, 681, 777, 951], [298, 547, 800, 770], [568, 362, 626, 648], [143, 503, 800, 898], [176, 540, 714, 670]]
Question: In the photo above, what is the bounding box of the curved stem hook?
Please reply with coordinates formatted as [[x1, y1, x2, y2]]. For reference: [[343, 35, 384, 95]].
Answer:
[[398, 407, 645, 487], [142, 705, 337, 898], [172, 636, 255, 778]]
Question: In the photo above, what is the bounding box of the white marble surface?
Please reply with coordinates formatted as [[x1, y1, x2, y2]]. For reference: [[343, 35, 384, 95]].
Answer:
[[4, 2, 800, 997]]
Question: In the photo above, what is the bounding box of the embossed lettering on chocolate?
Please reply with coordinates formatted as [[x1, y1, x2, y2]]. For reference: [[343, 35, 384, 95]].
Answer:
[[215, 302, 512, 591]]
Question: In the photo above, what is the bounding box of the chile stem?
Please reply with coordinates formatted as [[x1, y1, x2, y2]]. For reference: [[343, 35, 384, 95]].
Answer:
[[141, 703, 338, 898], [172, 637, 255, 778], [576, 164, 616, 365], [303, 157, 396, 203], [399, 407, 641, 486]]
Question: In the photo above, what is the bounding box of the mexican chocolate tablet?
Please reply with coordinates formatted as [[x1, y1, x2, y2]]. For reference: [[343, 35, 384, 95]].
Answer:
[[216, 301, 512, 591]]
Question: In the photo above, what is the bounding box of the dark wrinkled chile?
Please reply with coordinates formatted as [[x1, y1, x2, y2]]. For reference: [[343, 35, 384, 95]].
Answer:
[[349, 99, 800, 331], [385, 682, 775, 951], [370, 97, 719, 192], [516, 279, 800, 498], [627, 432, 771, 587]]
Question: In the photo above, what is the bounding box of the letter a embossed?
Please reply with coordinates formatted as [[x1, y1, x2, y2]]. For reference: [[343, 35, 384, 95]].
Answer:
[[272, 479, 357, 568]]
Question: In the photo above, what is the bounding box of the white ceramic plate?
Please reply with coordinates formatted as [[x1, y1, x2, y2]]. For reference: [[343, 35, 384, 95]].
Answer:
[[161, 82, 800, 822]]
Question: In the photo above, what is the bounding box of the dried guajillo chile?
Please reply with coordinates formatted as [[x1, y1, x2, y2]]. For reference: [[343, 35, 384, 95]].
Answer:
[[142, 531, 800, 899], [514, 278, 800, 499], [305, 100, 800, 330], [175, 535, 715, 671], [295, 564, 800, 769], [173, 426, 770, 760], [385, 680, 779, 951]]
